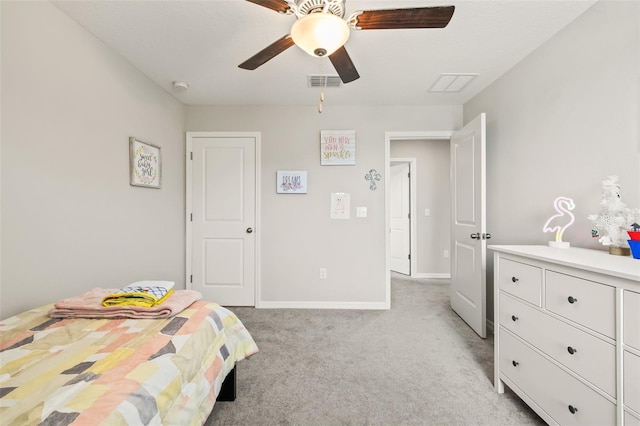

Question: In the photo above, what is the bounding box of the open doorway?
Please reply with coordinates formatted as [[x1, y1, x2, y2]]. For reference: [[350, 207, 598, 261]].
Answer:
[[384, 131, 453, 306]]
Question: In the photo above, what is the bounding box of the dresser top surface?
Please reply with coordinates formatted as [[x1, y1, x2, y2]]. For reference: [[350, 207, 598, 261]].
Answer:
[[489, 245, 640, 282]]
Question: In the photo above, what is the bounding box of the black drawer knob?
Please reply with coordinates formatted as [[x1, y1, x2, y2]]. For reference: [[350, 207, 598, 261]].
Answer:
[[568, 405, 578, 414], [511, 277, 519, 283], [512, 360, 519, 367], [568, 296, 578, 304], [567, 346, 578, 355], [511, 315, 519, 322]]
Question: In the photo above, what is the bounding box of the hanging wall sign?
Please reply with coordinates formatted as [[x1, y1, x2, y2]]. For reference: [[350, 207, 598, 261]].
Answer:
[[129, 137, 161, 188], [320, 130, 356, 165], [330, 192, 350, 219], [277, 170, 307, 194]]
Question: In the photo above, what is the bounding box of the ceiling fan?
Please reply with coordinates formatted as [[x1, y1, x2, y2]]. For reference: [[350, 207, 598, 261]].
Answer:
[[239, 0, 455, 84]]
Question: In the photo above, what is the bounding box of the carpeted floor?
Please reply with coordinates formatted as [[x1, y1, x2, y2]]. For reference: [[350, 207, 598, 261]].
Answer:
[[206, 273, 545, 425]]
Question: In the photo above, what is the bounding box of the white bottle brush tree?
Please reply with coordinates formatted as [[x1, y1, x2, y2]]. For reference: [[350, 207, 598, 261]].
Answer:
[[588, 175, 637, 248]]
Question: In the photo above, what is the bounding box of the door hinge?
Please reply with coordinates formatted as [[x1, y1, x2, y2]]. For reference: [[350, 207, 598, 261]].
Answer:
[[190, 213, 193, 222], [190, 152, 193, 160], [190, 275, 193, 283], [407, 172, 410, 178], [408, 254, 411, 260], [408, 213, 410, 219]]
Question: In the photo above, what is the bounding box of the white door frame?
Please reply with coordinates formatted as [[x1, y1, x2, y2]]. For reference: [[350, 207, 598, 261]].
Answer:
[[385, 131, 453, 308], [185, 131, 262, 307]]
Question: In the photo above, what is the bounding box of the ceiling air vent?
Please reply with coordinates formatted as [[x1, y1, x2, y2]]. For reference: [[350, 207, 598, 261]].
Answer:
[[429, 73, 478, 92], [308, 74, 342, 88]]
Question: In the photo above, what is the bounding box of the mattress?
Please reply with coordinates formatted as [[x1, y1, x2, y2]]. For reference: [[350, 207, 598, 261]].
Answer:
[[0, 300, 258, 425]]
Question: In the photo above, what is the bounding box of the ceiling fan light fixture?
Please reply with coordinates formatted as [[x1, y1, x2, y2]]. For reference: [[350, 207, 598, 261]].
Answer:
[[291, 13, 350, 57]]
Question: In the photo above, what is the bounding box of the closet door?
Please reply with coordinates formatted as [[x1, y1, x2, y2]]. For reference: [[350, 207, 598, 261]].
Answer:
[[188, 133, 258, 306]]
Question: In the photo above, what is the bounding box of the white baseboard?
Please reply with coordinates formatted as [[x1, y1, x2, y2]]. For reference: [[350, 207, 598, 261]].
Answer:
[[257, 301, 388, 310], [411, 273, 451, 279]]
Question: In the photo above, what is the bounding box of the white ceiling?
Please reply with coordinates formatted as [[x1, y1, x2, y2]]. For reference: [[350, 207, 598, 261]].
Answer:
[[51, 0, 597, 107]]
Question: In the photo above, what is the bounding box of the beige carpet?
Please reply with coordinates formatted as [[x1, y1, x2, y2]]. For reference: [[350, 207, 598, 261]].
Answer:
[[206, 273, 545, 425]]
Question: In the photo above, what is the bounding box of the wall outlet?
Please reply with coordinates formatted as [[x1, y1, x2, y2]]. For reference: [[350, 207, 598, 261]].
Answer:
[[443, 250, 449, 258], [319, 268, 327, 279]]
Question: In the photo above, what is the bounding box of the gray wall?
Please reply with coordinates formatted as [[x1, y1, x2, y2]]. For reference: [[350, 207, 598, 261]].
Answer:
[[390, 139, 451, 276], [186, 106, 461, 306], [1, 1, 186, 319], [464, 0, 640, 323], [4, 0, 635, 321]]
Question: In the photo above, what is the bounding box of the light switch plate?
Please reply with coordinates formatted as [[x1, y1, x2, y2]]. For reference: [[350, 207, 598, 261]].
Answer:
[[356, 207, 367, 218]]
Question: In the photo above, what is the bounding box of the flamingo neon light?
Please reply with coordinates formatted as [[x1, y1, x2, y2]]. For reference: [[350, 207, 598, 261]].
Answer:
[[543, 196, 576, 248]]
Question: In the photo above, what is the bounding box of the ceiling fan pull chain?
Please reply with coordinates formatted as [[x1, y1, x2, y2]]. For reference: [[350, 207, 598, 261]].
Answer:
[[317, 60, 327, 113]]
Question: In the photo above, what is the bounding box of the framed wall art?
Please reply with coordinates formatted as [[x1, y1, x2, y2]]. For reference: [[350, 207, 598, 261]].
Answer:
[[330, 192, 350, 219], [320, 130, 356, 165], [277, 170, 307, 194], [129, 137, 161, 188]]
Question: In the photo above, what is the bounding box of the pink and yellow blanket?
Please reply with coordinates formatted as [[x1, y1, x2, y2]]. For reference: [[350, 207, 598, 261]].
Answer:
[[48, 287, 201, 319], [0, 300, 259, 425]]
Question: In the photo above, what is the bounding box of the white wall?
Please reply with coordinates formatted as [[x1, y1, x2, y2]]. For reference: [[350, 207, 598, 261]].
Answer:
[[186, 105, 461, 307], [390, 139, 451, 276], [1, 1, 186, 319], [464, 0, 640, 321], [466, 0, 639, 248]]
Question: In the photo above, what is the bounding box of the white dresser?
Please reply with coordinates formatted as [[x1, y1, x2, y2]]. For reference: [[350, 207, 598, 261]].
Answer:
[[490, 245, 640, 426]]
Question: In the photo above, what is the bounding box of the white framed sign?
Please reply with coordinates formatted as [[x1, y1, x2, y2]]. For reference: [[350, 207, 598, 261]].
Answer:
[[129, 137, 161, 188], [330, 192, 350, 219], [321, 130, 356, 165], [277, 170, 307, 194]]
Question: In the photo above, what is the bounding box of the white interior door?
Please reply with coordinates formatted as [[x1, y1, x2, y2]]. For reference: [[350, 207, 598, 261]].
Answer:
[[189, 135, 257, 306], [450, 113, 487, 338], [390, 163, 411, 275]]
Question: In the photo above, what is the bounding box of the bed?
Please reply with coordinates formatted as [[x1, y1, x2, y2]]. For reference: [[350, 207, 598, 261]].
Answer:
[[0, 300, 258, 425]]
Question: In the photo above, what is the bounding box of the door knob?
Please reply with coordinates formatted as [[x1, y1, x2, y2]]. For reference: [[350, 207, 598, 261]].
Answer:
[[470, 233, 481, 240], [246, 227, 253, 234]]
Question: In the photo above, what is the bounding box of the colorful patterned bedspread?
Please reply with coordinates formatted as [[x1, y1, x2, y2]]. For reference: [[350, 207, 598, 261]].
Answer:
[[0, 301, 258, 425]]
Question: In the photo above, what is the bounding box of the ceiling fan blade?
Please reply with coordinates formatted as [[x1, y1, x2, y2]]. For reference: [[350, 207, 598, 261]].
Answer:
[[245, 0, 292, 14], [329, 46, 360, 84], [238, 35, 295, 70], [351, 6, 455, 30]]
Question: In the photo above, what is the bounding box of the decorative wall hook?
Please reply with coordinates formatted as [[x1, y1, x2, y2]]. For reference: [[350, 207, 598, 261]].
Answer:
[[365, 169, 381, 191]]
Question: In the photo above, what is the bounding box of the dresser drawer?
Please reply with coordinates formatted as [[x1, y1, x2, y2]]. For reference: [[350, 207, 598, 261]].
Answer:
[[545, 271, 615, 339], [624, 290, 640, 351], [624, 351, 640, 414], [499, 293, 616, 397], [498, 258, 542, 306], [499, 329, 616, 426]]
